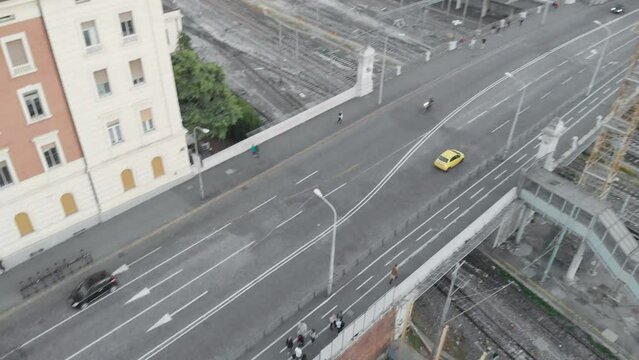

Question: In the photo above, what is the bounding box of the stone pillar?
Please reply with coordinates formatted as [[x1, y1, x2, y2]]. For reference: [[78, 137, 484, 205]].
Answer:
[[537, 119, 565, 171], [565, 239, 587, 284], [515, 207, 534, 244], [355, 46, 375, 97]]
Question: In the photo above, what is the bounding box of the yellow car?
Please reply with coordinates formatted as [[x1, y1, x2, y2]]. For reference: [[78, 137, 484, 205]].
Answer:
[[434, 149, 464, 172]]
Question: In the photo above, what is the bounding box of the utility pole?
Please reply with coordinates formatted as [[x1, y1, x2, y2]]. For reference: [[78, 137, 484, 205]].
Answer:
[[433, 262, 462, 360]]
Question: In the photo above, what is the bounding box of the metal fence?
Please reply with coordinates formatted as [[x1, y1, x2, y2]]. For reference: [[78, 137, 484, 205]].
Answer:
[[18, 250, 93, 299]]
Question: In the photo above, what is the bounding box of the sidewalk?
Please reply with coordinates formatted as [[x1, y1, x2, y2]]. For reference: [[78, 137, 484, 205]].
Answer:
[[0, 1, 595, 316]]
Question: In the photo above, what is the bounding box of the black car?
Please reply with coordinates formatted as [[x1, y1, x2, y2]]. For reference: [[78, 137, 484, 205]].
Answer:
[[68, 271, 118, 309], [610, 4, 625, 14]]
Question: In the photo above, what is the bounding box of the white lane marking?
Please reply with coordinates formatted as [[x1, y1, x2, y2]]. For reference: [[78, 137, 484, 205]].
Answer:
[[575, 50, 585, 56], [345, 276, 386, 313], [469, 187, 484, 200], [516, 153, 528, 163], [443, 207, 460, 220], [275, 210, 304, 229], [585, 49, 598, 60], [384, 249, 407, 267], [491, 120, 510, 134], [325, 183, 347, 197], [558, 60, 568, 67], [616, 78, 624, 84], [603, 87, 611, 94], [249, 196, 277, 213], [567, 116, 575, 123], [321, 305, 337, 319], [1, 221, 233, 358], [608, 36, 639, 56], [467, 110, 488, 124], [295, 170, 318, 185], [521, 105, 531, 113], [540, 90, 552, 100], [150, 269, 183, 291], [172, 291, 208, 317], [63, 242, 253, 360], [129, 247, 162, 267], [356, 275, 374, 291], [578, 68, 586, 74], [588, 97, 600, 105], [561, 76, 573, 85], [491, 97, 510, 109], [494, 169, 508, 180], [416, 228, 432, 242], [252, 64, 630, 360], [577, 106, 588, 114], [401, 156, 536, 268]]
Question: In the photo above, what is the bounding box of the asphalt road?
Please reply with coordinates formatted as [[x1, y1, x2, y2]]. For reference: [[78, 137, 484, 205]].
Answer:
[[1, 3, 638, 360]]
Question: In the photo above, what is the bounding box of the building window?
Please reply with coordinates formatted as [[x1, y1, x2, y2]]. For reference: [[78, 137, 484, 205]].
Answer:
[[121, 169, 135, 191], [61, 193, 78, 216], [93, 69, 111, 97], [0, 160, 14, 188], [15, 212, 34, 237], [1, 34, 36, 77], [129, 59, 145, 86], [119, 12, 136, 38], [42, 143, 61, 168], [140, 108, 154, 132], [107, 121, 123, 145], [23, 90, 45, 119], [151, 157, 165, 178], [81, 21, 100, 49]]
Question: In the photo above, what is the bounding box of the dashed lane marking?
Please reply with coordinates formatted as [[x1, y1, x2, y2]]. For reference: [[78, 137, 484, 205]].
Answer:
[[561, 76, 573, 85], [491, 120, 510, 134]]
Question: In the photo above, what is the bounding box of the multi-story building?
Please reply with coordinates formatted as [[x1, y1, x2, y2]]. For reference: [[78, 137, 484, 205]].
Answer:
[[0, 0, 190, 268]]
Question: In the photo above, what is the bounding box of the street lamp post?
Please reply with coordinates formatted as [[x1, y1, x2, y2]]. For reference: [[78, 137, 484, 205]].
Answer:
[[193, 126, 210, 200], [504, 72, 528, 154], [587, 20, 612, 96], [314, 188, 337, 296]]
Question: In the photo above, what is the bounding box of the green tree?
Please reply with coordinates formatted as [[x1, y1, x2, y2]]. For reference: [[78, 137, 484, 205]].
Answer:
[[172, 33, 241, 140]]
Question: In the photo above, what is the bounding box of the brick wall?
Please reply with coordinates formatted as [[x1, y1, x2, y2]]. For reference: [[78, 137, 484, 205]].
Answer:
[[337, 309, 396, 360]]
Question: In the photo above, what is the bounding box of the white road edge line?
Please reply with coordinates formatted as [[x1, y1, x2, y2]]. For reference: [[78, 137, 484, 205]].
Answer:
[[129, 247, 162, 267], [275, 210, 304, 229], [249, 196, 277, 213], [356, 275, 375, 291], [467, 110, 488, 124], [295, 171, 318, 185], [384, 249, 407, 267]]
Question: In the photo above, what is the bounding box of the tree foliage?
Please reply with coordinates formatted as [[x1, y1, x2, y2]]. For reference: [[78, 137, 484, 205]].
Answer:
[[172, 33, 242, 140]]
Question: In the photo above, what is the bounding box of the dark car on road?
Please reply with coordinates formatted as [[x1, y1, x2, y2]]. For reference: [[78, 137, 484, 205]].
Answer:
[[610, 4, 624, 14], [68, 271, 118, 309]]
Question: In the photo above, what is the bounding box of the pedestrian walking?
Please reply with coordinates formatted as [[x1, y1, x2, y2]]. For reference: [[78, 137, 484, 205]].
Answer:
[[250, 144, 259, 158], [296, 334, 305, 346], [294, 346, 303, 359], [329, 313, 337, 330], [286, 336, 294, 351], [309, 329, 318, 343], [335, 318, 344, 332], [389, 264, 399, 284], [481, 38, 486, 49], [506, 19, 511, 28], [297, 321, 308, 337], [0, 259, 5, 274], [337, 111, 343, 125], [519, 11, 526, 26], [469, 37, 476, 50], [499, 19, 506, 31]]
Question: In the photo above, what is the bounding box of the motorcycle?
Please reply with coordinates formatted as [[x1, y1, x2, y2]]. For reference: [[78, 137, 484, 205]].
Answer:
[[422, 99, 433, 111]]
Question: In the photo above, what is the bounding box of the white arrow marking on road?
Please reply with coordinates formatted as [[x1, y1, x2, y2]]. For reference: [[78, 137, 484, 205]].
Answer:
[[125, 269, 183, 305], [113, 264, 129, 276], [147, 291, 208, 332]]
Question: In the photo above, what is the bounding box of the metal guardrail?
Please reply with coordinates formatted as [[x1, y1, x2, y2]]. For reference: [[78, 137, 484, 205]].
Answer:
[[18, 250, 93, 299]]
